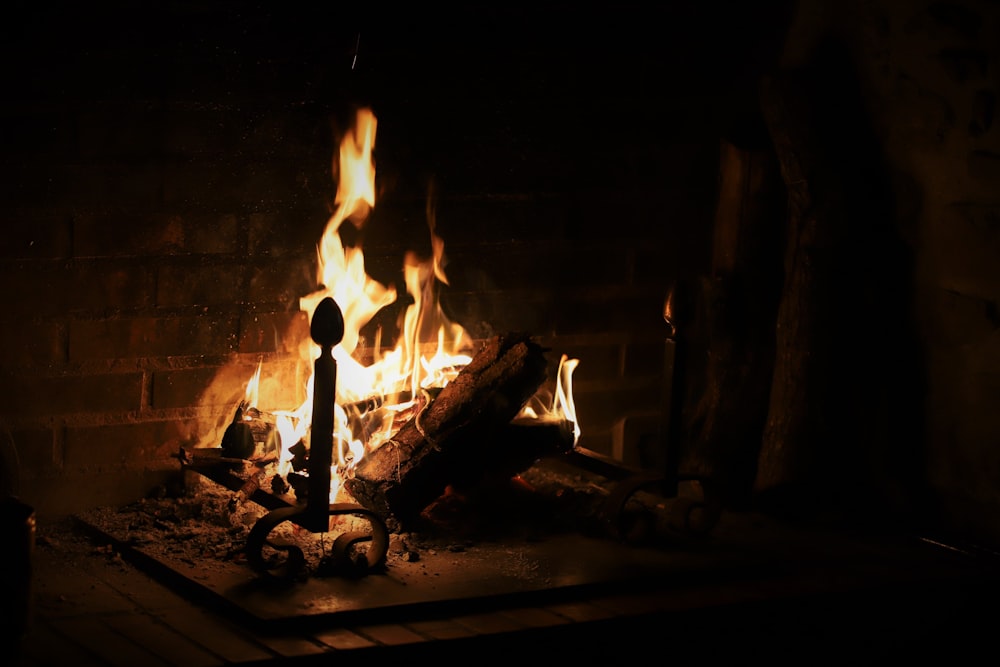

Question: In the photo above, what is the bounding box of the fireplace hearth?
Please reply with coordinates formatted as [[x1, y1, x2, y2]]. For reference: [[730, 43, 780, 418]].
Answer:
[[72, 471, 712, 630], [27, 483, 1000, 664], [8, 1, 1000, 662]]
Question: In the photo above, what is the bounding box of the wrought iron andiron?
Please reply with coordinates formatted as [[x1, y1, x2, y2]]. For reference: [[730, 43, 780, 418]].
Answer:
[[245, 296, 389, 581]]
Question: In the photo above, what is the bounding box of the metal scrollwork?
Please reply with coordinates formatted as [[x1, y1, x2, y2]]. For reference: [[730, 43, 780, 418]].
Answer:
[[245, 503, 389, 582]]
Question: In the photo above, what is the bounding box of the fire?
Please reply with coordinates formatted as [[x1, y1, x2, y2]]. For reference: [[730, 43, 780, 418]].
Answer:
[[272, 107, 476, 497], [212, 107, 578, 503]]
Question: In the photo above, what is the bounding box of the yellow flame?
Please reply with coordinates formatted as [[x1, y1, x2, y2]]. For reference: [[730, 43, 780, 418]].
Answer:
[[284, 107, 478, 480], [230, 106, 580, 499], [242, 359, 263, 416], [555, 355, 581, 444]]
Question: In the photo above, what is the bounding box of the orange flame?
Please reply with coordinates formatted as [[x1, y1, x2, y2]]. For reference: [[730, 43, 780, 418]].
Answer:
[[216, 107, 579, 502], [269, 108, 475, 495]]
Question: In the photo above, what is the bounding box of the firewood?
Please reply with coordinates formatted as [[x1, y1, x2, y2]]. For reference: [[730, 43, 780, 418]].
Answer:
[[753, 59, 883, 515], [344, 333, 551, 530], [682, 138, 785, 508]]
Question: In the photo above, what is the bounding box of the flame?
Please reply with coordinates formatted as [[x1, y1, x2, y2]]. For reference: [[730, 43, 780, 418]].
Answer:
[[270, 107, 475, 491], [517, 354, 580, 445], [225, 107, 579, 502], [242, 359, 263, 417]]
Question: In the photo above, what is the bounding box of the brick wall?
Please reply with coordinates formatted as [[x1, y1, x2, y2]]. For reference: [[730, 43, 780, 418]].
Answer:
[[0, 3, 723, 516], [6, 0, 998, 549]]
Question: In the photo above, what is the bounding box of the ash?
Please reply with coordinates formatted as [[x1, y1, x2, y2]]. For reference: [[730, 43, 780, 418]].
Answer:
[[75, 459, 615, 578]]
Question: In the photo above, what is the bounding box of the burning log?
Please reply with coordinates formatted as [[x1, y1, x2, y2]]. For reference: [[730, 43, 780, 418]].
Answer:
[[344, 332, 553, 530], [228, 470, 265, 513]]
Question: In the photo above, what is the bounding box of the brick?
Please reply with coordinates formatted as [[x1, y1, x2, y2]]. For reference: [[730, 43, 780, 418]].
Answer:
[[0, 318, 65, 367], [251, 358, 309, 412], [439, 290, 553, 336], [351, 623, 427, 646], [161, 160, 305, 210], [431, 197, 573, 246], [543, 600, 613, 623], [573, 383, 661, 435], [74, 212, 240, 258], [558, 342, 623, 382], [624, 339, 669, 378], [27, 468, 185, 515], [0, 211, 72, 259], [0, 261, 71, 318], [156, 358, 303, 415], [69, 314, 240, 361], [238, 310, 308, 355], [248, 212, 323, 259], [151, 367, 232, 410], [555, 243, 633, 291], [244, 106, 331, 155], [73, 261, 156, 311], [554, 289, 666, 335], [590, 591, 673, 617], [77, 106, 170, 159], [1, 162, 66, 210], [161, 107, 247, 156], [633, 244, 684, 286], [5, 427, 57, 477], [185, 214, 243, 256], [0, 107, 78, 159], [401, 618, 473, 641], [450, 611, 523, 635], [1, 373, 143, 417], [61, 163, 165, 210], [64, 420, 197, 467], [74, 211, 165, 257], [247, 261, 315, 306], [251, 634, 327, 658], [156, 262, 246, 308], [442, 242, 629, 293], [576, 431, 614, 459], [496, 606, 570, 629]]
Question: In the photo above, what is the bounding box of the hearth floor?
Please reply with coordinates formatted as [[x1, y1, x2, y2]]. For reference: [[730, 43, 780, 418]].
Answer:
[[13, 506, 1000, 665]]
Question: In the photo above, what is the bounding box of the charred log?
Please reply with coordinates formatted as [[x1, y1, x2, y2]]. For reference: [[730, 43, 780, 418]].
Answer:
[[344, 333, 551, 530]]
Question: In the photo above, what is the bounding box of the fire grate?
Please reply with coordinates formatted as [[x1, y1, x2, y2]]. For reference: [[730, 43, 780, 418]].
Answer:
[[73, 454, 750, 633]]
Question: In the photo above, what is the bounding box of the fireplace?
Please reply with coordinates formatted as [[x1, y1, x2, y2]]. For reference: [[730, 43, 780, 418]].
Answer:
[[0, 3, 732, 517], [5, 0, 1000, 659]]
